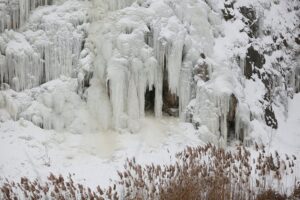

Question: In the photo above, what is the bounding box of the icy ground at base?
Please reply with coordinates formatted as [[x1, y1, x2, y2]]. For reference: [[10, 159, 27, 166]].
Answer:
[[0, 114, 203, 188]]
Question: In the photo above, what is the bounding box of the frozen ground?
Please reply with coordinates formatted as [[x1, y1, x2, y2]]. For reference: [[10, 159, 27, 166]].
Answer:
[[0, 114, 203, 188]]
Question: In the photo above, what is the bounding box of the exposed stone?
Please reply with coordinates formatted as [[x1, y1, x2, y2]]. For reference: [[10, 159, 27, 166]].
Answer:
[[227, 94, 238, 124], [193, 61, 210, 82], [222, 0, 235, 21], [261, 72, 273, 101], [295, 34, 300, 45], [244, 46, 266, 79], [239, 6, 259, 38], [145, 87, 155, 112], [227, 94, 239, 141], [265, 105, 278, 129], [84, 71, 93, 88], [295, 66, 300, 93]]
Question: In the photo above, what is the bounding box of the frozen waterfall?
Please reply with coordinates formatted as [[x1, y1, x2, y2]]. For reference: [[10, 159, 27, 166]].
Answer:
[[0, 0, 52, 33]]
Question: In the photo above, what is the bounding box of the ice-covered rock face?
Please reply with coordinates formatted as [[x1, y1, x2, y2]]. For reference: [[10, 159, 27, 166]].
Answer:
[[79, 0, 222, 132], [0, 0, 299, 147]]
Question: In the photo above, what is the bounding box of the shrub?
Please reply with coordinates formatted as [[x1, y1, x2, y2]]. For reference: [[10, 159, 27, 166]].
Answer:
[[0, 144, 298, 200]]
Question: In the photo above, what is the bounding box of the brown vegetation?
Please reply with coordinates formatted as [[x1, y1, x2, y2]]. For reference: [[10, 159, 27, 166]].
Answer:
[[0, 144, 299, 200]]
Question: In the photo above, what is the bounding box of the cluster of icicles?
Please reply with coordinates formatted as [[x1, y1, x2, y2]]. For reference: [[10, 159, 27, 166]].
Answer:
[[77, 0, 250, 148], [0, 0, 253, 147], [0, 0, 85, 91], [0, 30, 83, 91], [0, 0, 52, 33], [79, 1, 193, 132]]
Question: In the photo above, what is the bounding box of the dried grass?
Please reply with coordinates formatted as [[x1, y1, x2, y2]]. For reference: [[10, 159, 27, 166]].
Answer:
[[0, 144, 299, 200]]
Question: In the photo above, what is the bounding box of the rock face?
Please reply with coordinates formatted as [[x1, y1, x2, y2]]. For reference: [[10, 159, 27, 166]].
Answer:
[[145, 87, 155, 112], [265, 105, 278, 129], [244, 46, 266, 79], [227, 94, 238, 141], [222, 0, 235, 21], [239, 6, 259, 38], [193, 60, 210, 82]]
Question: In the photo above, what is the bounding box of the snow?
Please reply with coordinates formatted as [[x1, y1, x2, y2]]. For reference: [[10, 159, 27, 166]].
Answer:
[[275, 93, 300, 155], [0, 116, 203, 188]]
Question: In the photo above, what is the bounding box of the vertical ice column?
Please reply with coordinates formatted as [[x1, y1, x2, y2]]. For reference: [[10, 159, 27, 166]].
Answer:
[[37, 30, 82, 84], [155, 61, 163, 118], [152, 29, 165, 117], [19, 0, 30, 27], [194, 85, 233, 147], [130, 57, 146, 119], [179, 65, 192, 120], [0, 54, 6, 84], [92, 0, 137, 11], [5, 46, 42, 91], [166, 38, 184, 95], [217, 95, 230, 147], [127, 76, 140, 131], [107, 58, 129, 129], [108, 0, 136, 10], [235, 103, 250, 143], [87, 79, 112, 130]]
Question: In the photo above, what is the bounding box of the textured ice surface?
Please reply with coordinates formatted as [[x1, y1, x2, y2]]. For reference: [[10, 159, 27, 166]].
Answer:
[[0, 0, 299, 146], [0, 0, 88, 91]]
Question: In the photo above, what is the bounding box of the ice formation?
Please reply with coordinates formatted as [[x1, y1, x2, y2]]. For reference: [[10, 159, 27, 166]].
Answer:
[[0, 0, 52, 33], [77, 0, 225, 133], [0, 0, 299, 147], [0, 0, 88, 91]]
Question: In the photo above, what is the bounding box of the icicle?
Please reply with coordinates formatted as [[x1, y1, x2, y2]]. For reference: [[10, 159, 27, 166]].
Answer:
[[127, 76, 140, 132], [108, 0, 137, 11], [130, 57, 145, 119], [0, 4, 85, 91], [0, 0, 52, 33], [107, 57, 129, 129], [154, 62, 163, 118], [1, 31, 43, 91], [193, 84, 235, 147], [179, 65, 192, 120], [166, 37, 184, 94], [235, 103, 251, 143]]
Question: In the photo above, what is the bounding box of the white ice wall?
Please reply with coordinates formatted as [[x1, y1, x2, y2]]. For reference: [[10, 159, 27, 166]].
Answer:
[[0, 0, 52, 33], [0, 0, 88, 91], [80, 0, 223, 133]]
